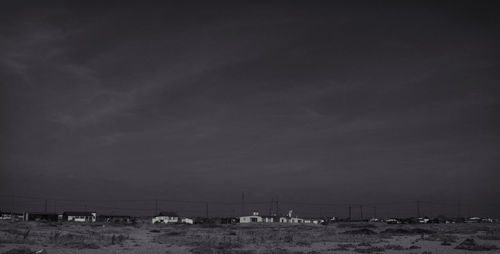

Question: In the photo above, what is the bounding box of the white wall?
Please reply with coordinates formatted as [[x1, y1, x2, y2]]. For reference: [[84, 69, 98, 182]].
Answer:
[[152, 216, 179, 224], [239, 215, 262, 223]]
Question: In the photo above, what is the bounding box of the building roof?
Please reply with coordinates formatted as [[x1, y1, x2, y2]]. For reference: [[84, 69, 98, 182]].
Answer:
[[27, 212, 58, 216], [98, 214, 134, 218], [158, 212, 178, 217], [63, 211, 95, 216]]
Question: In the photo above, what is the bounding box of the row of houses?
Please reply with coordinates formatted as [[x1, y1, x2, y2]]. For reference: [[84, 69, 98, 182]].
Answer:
[[151, 210, 330, 225], [0, 211, 135, 223], [6, 209, 494, 225], [238, 211, 327, 225], [0, 209, 331, 225]]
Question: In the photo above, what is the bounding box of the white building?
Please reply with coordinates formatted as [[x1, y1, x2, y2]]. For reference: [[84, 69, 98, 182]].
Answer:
[[239, 211, 263, 223], [63, 211, 96, 222], [279, 217, 290, 223], [262, 216, 278, 223], [152, 212, 179, 224], [290, 217, 304, 223], [181, 217, 194, 224]]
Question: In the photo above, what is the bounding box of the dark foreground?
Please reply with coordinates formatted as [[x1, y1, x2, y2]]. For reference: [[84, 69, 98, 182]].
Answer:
[[1, 221, 499, 253]]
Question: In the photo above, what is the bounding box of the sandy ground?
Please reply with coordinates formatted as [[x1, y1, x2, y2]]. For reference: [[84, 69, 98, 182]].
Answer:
[[1, 221, 499, 253]]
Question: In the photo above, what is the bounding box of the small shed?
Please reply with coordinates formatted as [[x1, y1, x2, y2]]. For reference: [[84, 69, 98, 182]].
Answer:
[[152, 212, 179, 224], [63, 211, 97, 222]]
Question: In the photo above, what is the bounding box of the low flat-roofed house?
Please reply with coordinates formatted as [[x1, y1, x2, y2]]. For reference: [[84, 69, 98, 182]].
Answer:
[[303, 218, 325, 224], [239, 211, 262, 223], [24, 212, 59, 222], [181, 217, 194, 224], [152, 212, 179, 224], [279, 217, 290, 223], [98, 215, 136, 224], [63, 211, 97, 222], [220, 217, 239, 224], [290, 217, 304, 223], [262, 216, 279, 223]]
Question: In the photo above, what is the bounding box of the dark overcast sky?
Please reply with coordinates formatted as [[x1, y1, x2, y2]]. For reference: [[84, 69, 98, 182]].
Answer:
[[1, 1, 499, 217]]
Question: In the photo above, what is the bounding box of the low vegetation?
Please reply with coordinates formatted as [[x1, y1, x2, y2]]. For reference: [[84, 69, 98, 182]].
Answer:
[[0, 221, 499, 253]]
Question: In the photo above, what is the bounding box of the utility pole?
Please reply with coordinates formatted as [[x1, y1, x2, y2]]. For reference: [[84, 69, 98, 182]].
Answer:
[[348, 204, 352, 221], [360, 205, 363, 220], [205, 203, 209, 219], [44, 199, 48, 213], [269, 198, 273, 216], [10, 196, 14, 216], [241, 192, 245, 216], [417, 200, 421, 218], [155, 199, 158, 215], [276, 199, 279, 216]]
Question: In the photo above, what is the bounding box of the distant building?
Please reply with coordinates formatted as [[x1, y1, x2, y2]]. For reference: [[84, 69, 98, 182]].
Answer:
[[279, 217, 290, 223], [0, 212, 23, 221], [152, 212, 179, 224], [239, 211, 262, 223], [63, 211, 96, 222], [290, 217, 304, 223], [23, 212, 58, 222], [303, 218, 324, 224], [220, 217, 239, 224], [97, 215, 136, 224], [262, 216, 279, 223], [181, 217, 194, 224]]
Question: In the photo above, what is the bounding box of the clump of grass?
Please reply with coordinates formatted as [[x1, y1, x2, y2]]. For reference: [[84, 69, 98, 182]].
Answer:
[[384, 244, 405, 250], [333, 243, 355, 251], [381, 228, 434, 235], [354, 246, 385, 253], [422, 233, 458, 243], [341, 228, 377, 235], [189, 241, 246, 254], [111, 234, 127, 245], [338, 223, 377, 229], [1, 247, 33, 254], [455, 238, 498, 251], [262, 248, 302, 254], [477, 232, 500, 240], [295, 240, 311, 247]]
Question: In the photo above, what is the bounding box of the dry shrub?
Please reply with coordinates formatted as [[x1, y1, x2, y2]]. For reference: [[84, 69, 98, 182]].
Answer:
[[384, 244, 405, 250], [354, 246, 385, 253], [455, 238, 498, 251], [1, 247, 47, 254], [341, 228, 377, 235], [422, 233, 458, 243], [333, 243, 355, 251], [262, 248, 304, 254], [380, 228, 434, 235], [338, 223, 377, 229], [478, 232, 500, 240]]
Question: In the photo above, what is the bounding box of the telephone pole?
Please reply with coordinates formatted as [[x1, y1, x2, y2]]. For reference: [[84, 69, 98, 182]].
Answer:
[[360, 205, 363, 220], [205, 203, 209, 219], [348, 204, 352, 221], [276, 199, 279, 216], [417, 200, 421, 218], [241, 192, 245, 216], [155, 199, 159, 215]]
